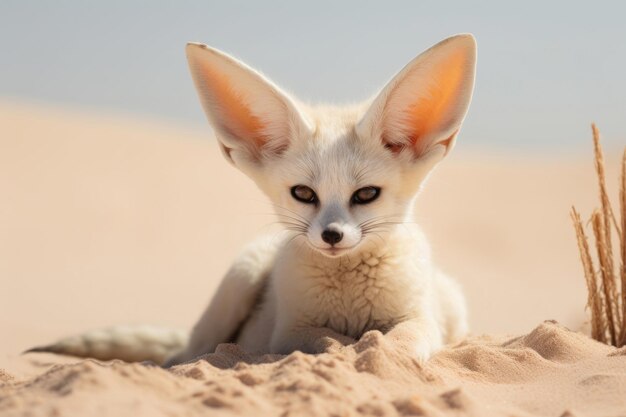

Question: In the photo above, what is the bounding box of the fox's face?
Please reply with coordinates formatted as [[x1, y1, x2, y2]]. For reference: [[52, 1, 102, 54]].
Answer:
[[259, 110, 436, 257], [186, 35, 477, 257]]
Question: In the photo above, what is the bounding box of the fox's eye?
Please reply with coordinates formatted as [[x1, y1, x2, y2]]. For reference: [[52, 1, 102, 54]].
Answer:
[[351, 186, 381, 205], [291, 185, 318, 204]]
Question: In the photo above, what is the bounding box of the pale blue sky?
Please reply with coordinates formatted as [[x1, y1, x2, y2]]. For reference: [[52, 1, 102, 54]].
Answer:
[[1, 1, 624, 150]]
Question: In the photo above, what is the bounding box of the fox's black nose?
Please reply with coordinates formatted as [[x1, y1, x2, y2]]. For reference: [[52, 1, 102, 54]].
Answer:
[[321, 228, 343, 245]]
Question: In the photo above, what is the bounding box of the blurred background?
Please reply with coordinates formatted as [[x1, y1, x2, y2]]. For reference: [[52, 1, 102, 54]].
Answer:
[[1, 1, 624, 365], [1, 0, 625, 149]]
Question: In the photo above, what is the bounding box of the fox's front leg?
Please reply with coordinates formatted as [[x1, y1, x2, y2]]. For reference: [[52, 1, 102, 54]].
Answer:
[[384, 314, 443, 362], [164, 237, 280, 367]]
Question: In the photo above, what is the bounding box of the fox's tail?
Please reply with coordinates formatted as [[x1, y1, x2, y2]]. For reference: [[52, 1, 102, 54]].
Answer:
[[25, 325, 189, 365]]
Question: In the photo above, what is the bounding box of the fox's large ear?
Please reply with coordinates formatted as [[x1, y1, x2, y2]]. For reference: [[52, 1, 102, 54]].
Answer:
[[357, 34, 476, 163], [186, 43, 311, 166]]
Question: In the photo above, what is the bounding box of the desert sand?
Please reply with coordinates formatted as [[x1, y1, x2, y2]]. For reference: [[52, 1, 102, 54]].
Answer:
[[1, 100, 625, 416]]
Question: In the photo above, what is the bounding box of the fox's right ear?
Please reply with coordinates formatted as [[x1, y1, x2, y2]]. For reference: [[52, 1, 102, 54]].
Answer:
[[186, 43, 311, 168], [357, 34, 476, 166]]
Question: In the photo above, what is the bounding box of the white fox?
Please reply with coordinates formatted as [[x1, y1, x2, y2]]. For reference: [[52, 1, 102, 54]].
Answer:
[[29, 34, 476, 367]]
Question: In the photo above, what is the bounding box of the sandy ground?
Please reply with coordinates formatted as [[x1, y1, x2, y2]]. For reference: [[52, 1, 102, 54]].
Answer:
[[1, 101, 624, 416]]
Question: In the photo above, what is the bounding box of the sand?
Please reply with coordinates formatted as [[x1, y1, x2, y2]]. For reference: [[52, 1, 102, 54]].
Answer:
[[2, 323, 626, 417], [1, 100, 625, 416]]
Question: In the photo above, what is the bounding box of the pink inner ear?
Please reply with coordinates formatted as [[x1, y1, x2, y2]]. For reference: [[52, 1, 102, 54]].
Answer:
[[386, 48, 470, 157], [197, 59, 268, 149]]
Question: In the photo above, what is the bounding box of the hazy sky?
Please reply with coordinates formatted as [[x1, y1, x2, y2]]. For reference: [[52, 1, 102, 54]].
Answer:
[[1, 1, 624, 150]]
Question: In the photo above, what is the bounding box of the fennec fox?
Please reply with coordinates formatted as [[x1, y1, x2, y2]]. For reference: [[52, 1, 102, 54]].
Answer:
[[29, 34, 476, 366]]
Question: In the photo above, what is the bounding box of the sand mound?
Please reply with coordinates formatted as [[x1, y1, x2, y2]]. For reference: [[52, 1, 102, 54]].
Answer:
[[2, 322, 625, 417]]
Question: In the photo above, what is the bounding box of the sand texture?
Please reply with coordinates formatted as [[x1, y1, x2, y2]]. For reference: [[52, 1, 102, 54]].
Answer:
[[1, 101, 625, 416], [2, 322, 626, 416]]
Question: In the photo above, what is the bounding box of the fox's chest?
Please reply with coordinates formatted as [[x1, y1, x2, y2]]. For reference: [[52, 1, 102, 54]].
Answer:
[[297, 252, 419, 338]]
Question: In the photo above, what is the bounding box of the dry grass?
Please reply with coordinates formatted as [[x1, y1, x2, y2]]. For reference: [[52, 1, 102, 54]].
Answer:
[[571, 124, 626, 347]]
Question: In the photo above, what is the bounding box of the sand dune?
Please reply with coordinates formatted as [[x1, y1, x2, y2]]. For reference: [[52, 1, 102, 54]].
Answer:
[[1, 101, 624, 416]]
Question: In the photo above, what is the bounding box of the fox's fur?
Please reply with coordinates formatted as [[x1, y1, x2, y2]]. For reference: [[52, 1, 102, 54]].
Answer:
[[29, 34, 477, 366]]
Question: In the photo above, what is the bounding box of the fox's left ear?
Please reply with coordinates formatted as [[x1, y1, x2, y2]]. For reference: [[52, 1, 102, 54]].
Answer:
[[357, 34, 476, 163], [186, 43, 312, 170]]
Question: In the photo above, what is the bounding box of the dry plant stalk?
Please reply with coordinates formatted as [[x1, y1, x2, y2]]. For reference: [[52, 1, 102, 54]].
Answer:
[[571, 124, 625, 347], [571, 208, 605, 340], [621, 148, 626, 346]]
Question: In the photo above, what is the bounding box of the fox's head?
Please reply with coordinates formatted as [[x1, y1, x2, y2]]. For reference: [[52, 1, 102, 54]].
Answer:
[[186, 35, 476, 258]]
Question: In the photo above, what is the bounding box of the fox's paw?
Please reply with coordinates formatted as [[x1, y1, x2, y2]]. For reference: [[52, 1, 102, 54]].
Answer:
[[412, 341, 436, 364], [382, 325, 441, 363]]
